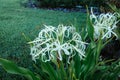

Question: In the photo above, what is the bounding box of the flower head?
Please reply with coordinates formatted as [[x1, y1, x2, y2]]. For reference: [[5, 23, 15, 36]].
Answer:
[[90, 8, 119, 39], [29, 24, 87, 63]]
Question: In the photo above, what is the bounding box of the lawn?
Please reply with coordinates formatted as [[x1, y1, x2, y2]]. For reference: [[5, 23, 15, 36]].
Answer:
[[0, 0, 86, 79]]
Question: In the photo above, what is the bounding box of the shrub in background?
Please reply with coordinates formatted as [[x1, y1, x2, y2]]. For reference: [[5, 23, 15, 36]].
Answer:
[[23, 0, 119, 10], [34, 0, 59, 8], [108, 0, 120, 8], [34, 0, 80, 8], [32, 0, 106, 9], [20, 0, 36, 8], [98, 0, 120, 13], [36, 0, 60, 8]]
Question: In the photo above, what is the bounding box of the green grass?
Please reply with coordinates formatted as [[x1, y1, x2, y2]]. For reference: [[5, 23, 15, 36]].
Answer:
[[0, 0, 86, 79]]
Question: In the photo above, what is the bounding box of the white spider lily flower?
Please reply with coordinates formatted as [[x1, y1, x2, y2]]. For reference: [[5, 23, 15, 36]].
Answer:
[[29, 24, 86, 63], [90, 8, 119, 39]]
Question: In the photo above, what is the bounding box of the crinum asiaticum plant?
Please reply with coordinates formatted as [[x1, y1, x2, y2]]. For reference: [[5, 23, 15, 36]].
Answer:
[[28, 24, 87, 64], [27, 10, 120, 79]]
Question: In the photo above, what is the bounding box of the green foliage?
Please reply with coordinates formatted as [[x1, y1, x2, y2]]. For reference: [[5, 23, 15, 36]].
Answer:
[[0, 58, 39, 80], [86, 7, 94, 41], [0, 0, 120, 80]]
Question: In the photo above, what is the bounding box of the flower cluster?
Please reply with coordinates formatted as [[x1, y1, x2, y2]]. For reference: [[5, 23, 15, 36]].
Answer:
[[29, 25, 87, 63], [90, 8, 119, 39]]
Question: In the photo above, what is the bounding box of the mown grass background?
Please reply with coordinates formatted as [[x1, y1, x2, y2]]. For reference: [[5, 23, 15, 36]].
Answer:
[[0, 0, 86, 79]]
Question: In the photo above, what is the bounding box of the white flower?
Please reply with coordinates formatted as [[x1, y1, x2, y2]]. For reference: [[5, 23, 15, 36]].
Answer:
[[29, 24, 87, 63], [90, 8, 119, 39]]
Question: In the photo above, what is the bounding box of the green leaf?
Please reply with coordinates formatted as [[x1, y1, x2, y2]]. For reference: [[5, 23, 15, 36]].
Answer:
[[74, 54, 81, 78], [59, 61, 67, 80], [86, 6, 94, 41], [41, 62, 58, 80], [96, 39, 102, 63], [109, 4, 120, 14], [0, 58, 39, 80]]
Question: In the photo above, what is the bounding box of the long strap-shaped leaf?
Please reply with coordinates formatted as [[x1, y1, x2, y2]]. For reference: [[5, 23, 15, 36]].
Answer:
[[0, 58, 40, 80]]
